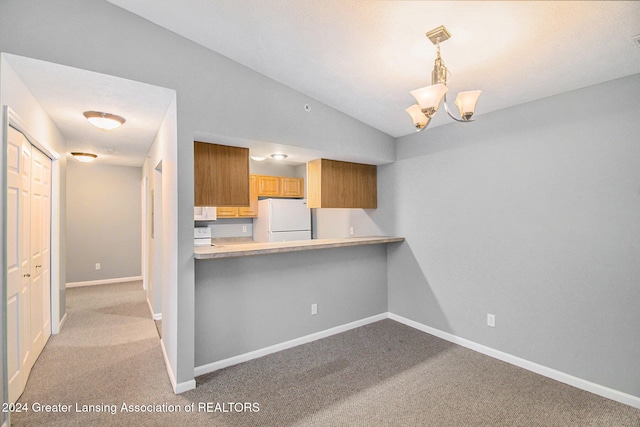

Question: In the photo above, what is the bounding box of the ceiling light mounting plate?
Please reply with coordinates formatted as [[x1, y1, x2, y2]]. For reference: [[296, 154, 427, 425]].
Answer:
[[426, 26, 451, 45]]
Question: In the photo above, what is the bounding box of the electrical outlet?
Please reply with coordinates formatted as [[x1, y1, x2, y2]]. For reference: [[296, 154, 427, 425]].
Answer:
[[95, 263, 101, 270], [311, 303, 317, 315], [487, 313, 495, 327], [349, 226, 354, 236], [242, 225, 247, 233]]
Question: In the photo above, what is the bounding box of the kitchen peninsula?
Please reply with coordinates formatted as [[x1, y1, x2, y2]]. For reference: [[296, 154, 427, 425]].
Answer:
[[194, 235, 404, 377], [194, 236, 404, 259]]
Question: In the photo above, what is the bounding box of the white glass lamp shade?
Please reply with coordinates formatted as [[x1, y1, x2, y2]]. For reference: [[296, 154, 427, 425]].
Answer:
[[454, 90, 482, 120], [405, 104, 430, 131], [83, 111, 125, 130], [410, 84, 448, 116]]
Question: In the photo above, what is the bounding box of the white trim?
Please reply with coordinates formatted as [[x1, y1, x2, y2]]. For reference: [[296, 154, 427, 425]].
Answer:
[[194, 313, 387, 377], [160, 338, 195, 394], [146, 298, 162, 320], [65, 276, 143, 288], [388, 313, 640, 410], [56, 312, 67, 333]]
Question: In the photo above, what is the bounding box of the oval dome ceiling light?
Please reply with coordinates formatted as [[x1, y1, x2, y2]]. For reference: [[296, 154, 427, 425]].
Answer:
[[83, 111, 126, 130], [71, 152, 98, 162], [250, 155, 266, 161], [270, 153, 288, 160]]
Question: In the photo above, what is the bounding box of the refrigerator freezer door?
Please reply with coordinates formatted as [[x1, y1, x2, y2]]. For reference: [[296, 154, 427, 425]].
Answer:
[[269, 199, 311, 232], [269, 230, 312, 242]]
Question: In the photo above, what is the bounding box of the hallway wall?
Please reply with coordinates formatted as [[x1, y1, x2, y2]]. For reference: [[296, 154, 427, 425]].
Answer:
[[66, 161, 142, 284]]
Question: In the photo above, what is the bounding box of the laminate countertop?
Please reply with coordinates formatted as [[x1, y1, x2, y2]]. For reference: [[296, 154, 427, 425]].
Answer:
[[194, 236, 405, 259]]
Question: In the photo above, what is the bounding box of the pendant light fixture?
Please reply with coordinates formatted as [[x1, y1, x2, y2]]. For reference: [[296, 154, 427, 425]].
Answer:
[[83, 111, 126, 130], [406, 26, 482, 131]]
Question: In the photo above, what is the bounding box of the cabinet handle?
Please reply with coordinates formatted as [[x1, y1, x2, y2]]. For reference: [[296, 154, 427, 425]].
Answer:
[[35, 265, 42, 269], [23, 273, 31, 278]]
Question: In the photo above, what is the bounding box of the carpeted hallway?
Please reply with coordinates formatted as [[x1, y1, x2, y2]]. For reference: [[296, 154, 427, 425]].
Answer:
[[12, 281, 640, 426]]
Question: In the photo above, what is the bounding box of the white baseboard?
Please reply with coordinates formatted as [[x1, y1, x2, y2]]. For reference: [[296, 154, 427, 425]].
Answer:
[[160, 338, 196, 394], [56, 312, 68, 333], [388, 313, 640, 410], [188, 311, 639, 409], [146, 298, 162, 320], [66, 276, 143, 288], [194, 313, 387, 377]]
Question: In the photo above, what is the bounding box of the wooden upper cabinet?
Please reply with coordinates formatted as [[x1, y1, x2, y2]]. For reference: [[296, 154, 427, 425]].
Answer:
[[217, 175, 260, 218], [194, 141, 250, 207], [257, 175, 304, 198], [257, 175, 281, 197], [281, 177, 304, 197], [307, 158, 377, 209]]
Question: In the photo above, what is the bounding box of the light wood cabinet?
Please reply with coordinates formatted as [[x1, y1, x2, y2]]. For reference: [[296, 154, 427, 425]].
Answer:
[[257, 175, 281, 197], [257, 175, 304, 198], [216, 206, 239, 217], [281, 177, 304, 197], [217, 175, 259, 218], [194, 141, 250, 207], [216, 174, 304, 218], [307, 158, 377, 209], [238, 175, 259, 217]]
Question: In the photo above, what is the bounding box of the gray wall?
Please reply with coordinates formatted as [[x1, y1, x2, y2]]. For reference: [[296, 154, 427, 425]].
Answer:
[[0, 0, 395, 387], [385, 74, 640, 398], [195, 245, 388, 367], [66, 161, 142, 283]]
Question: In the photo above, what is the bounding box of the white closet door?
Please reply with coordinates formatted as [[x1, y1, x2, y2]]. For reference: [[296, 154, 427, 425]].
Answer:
[[29, 147, 52, 362], [6, 126, 31, 402], [6, 127, 52, 403]]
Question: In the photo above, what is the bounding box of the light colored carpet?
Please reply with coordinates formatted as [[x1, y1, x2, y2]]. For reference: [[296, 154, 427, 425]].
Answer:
[[12, 281, 640, 426]]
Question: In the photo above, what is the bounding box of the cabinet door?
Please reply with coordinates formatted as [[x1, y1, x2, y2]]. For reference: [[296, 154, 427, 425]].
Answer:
[[216, 207, 238, 217], [281, 177, 304, 198], [307, 158, 377, 208], [238, 175, 258, 217], [194, 142, 249, 207], [257, 175, 281, 197]]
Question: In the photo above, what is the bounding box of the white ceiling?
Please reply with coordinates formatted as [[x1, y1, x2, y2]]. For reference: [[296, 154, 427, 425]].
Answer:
[[6, 2, 640, 168], [106, 0, 640, 138], [5, 54, 175, 167]]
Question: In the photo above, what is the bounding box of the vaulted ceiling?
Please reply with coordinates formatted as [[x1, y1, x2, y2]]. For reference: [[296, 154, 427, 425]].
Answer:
[[7, 2, 640, 167], [106, 0, 640, 138]]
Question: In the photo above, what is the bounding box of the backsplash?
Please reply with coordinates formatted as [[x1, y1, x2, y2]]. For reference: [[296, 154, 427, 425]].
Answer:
[[207, 219, 253, 239]]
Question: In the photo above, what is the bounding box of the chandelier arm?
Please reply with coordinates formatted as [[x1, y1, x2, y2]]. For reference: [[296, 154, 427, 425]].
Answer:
[[442, 94, 475, 123]]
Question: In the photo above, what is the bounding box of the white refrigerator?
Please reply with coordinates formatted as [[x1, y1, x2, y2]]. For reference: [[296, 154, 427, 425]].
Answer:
[[253, 199, 311, 242]]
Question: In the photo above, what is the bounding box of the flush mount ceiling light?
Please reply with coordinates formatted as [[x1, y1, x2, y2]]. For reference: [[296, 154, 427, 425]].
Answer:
[[270, 153, 288, 160], [250, 155, 266, 161], [406, 26, 482, 131], [83, 111, 126, 130], [71, 152, 98, 162]]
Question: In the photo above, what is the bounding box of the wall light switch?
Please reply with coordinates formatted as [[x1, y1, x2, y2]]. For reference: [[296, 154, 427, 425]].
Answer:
[[311, 304, 318, 315], [95, 263, 101, 270]]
